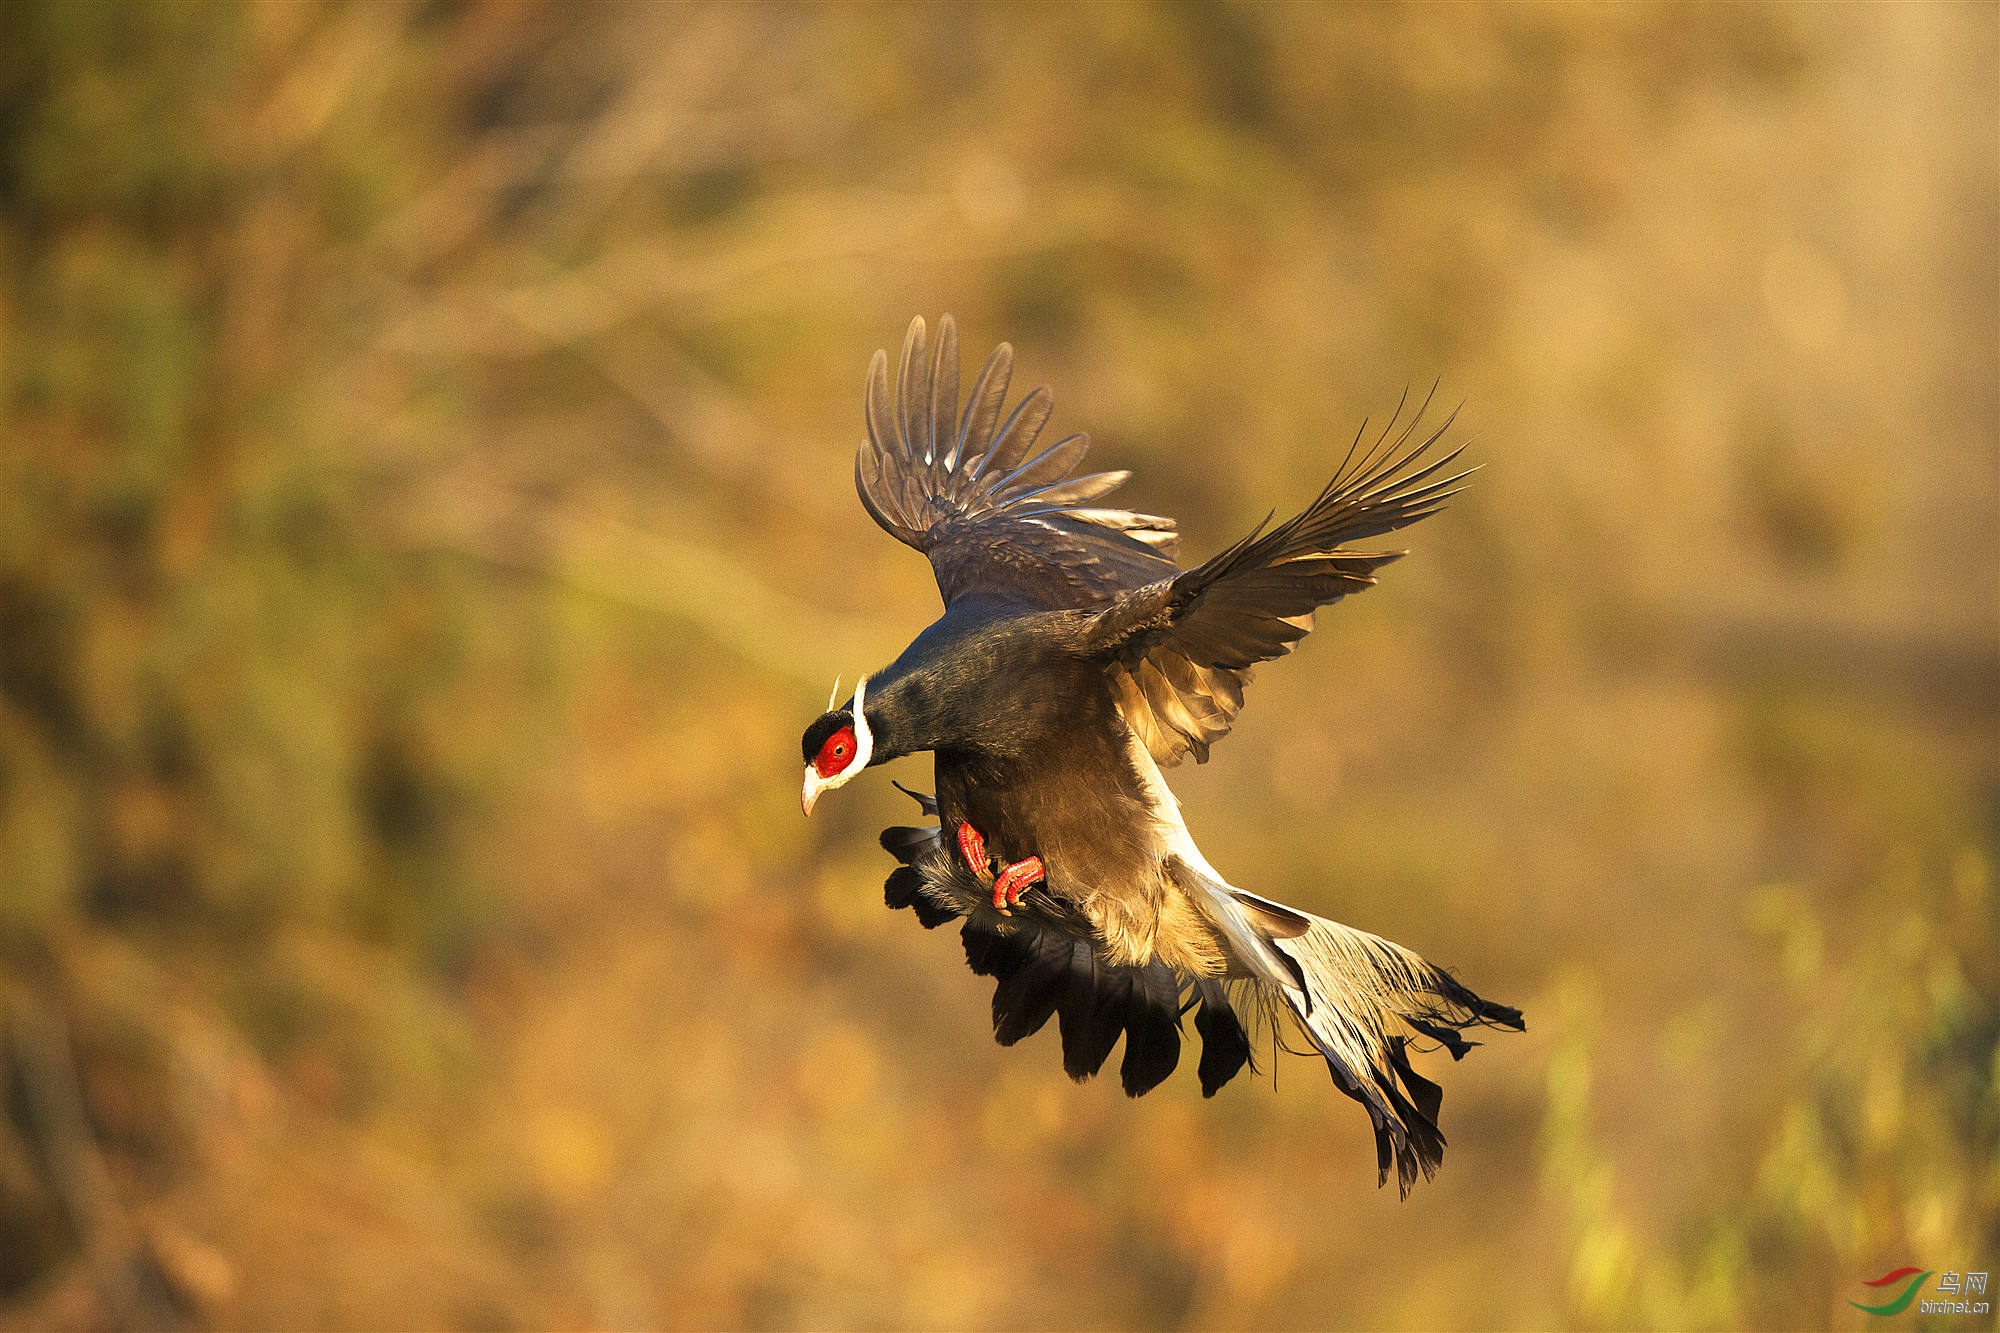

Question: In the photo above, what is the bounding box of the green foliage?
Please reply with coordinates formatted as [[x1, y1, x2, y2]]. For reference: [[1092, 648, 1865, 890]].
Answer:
[[1544, 848, 1998, 1329]]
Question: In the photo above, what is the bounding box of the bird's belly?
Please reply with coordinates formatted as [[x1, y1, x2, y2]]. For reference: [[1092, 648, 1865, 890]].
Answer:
[[930, 750, 1231, 976]]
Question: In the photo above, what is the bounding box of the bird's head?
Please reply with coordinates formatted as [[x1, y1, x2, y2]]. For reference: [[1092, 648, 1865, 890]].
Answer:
[[800, 675, 875, 815]]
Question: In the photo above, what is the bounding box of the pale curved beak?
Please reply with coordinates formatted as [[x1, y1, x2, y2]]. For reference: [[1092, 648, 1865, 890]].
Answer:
[[801, 766, 821, 817]]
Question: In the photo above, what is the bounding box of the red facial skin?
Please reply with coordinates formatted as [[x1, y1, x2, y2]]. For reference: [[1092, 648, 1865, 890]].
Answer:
[[814, 725, 857, 778]]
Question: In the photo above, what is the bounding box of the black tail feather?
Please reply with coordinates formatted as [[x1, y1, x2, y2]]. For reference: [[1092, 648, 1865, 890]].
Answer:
[[1119, 963, 1183, 1096], [1317, 1036, 1446, 1196], [880, 824, 938, 863], [1058, 945, 1127, 1080], [1192, 979, 1252, 1097], [990, 933, 1069, 1046], [890, 780, 939, 816]]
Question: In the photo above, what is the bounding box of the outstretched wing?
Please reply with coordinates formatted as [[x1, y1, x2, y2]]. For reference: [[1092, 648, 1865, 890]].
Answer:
[[855, 315, 1180, 611], [1087, 393, 1470, 765]]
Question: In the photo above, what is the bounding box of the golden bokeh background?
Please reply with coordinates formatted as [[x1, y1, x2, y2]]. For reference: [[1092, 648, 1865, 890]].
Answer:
[[1, 3, 1994, 1329]]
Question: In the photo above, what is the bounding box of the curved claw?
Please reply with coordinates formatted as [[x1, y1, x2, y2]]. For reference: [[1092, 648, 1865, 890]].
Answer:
[[992, 856, 1045, 911], [956, 822, 994, 883]]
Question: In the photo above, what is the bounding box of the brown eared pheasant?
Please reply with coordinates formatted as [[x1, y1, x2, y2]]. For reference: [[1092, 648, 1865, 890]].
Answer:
[[800, 316, 1522, 1195]]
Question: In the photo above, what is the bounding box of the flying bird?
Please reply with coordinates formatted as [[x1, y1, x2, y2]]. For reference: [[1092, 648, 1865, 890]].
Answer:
[[800, 316, 1522, 1195]]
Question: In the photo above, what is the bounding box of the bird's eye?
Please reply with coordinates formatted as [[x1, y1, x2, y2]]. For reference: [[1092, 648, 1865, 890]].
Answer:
[[813, 725, 859, 778]]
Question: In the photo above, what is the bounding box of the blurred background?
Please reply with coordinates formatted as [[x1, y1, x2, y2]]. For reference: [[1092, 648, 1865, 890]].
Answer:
[[1, 2, 1994, 1329]]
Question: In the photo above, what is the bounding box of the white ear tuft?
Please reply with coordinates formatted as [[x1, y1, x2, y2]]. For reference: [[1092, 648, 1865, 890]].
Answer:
[[827, 675, 842, 711], [848, 676, 873, 772]]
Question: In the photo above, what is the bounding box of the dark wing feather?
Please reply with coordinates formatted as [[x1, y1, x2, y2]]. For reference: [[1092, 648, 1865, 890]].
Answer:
[[855, 316, 1180, 610], [1086, 389, 1472, 765]]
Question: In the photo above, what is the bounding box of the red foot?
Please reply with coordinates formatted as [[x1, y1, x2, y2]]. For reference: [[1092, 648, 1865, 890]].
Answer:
[[956, 823, 994, 882], [991, 856, 1045, 911], [956, 823, 1044, 912]]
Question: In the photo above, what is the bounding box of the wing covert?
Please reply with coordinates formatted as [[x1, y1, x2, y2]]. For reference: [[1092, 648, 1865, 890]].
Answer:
[[1091, 391, 1471, 765]]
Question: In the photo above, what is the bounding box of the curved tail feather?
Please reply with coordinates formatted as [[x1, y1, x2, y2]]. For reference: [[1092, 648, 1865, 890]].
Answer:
[[1271, 913, 1524, 1197], [874, 788, 1521, 1190]]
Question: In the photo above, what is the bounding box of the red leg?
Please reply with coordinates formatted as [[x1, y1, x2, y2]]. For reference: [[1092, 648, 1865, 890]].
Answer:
[[991, 856, 1045, 910], [956, 822, 994, 883]]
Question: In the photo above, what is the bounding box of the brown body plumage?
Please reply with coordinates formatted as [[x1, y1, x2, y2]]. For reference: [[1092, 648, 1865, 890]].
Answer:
[[801, 316, 1523, 1195]]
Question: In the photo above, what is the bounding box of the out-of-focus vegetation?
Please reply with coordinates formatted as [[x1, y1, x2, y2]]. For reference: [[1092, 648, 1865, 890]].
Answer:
[[0, 2, 1993, 1328]]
